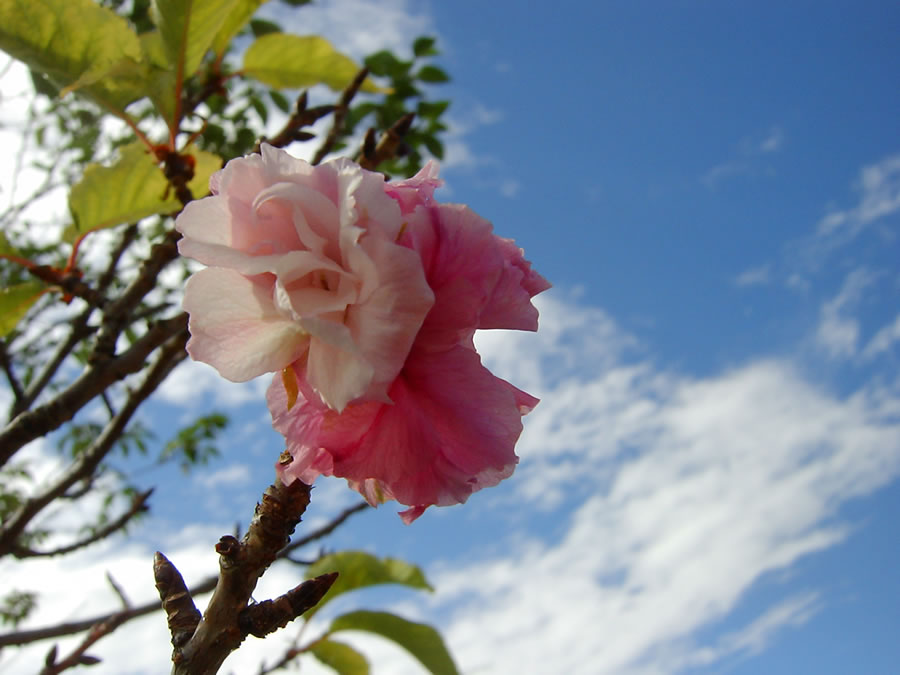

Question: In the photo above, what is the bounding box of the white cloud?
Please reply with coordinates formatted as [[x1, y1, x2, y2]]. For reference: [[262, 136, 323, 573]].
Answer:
[[261, 0, 436, 61], [815, 154, 900, 242], [155, 359, 269, 411], [441, 291, 900, 675], [195, 463, 251, 489], [759, 126, 785, 154], [702, 126, 784, 188], [4, 292, 900, 674], [815, 268, 874, 359], [735, 264, 771, 287], [862, 313, 900, 359]]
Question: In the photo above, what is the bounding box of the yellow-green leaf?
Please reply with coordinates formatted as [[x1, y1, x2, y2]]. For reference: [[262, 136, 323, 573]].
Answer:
[[151, 0, 237, 78], [242, 34, 381, 92], [135, 31, 178, 124], [304, 551, 433, 620], [309, 639, 369, 675], [0, 0, 145, 113], [67, 143, 221, 241], [210, 0, 267, 58], [329, 611, 459, 675], [0, 281, 48, 337], [0, 231, 17, 256]]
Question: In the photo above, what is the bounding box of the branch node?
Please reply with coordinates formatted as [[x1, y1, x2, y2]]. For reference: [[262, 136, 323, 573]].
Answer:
[[238, 573, 338, 638], [154, 552, 201, 649]]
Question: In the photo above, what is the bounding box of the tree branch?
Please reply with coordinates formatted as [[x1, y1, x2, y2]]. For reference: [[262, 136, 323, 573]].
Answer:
[[91, 230, 183, 361], [0, 339, 25, 407], [0, 499, 368, 649], [9, 489, 153, 559], [0, 327, 188, 555], [166, 479, 337, 674], [253, 91, 335, 153], [358, 112, 416, 171], [0, 313, 187, 467], [311, 68, 369, 166]]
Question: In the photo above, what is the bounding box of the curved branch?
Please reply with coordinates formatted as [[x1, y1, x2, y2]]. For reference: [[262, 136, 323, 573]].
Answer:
[[0, 313, 187, 467], [10, 489, 154, 559], [311, 68, 369, 165], [358, 112, 415, 171], [169, 480, 323, 674], [0, 327, 188, 556], [0, 499, 369, 648]]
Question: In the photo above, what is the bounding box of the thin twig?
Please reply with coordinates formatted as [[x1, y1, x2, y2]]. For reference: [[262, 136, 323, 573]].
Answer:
[[0, 340, 25, 405], [0, 328, 187, 555], [0, 499, 369, 648], [9, 489, 154, 559], [358, 112, 416, 171], [253, 91, 335, 153], [105, 572, 131, 609], [11, 224, 139, 419], [279, 501, 369, 558], [311, 68, 370, 165], [38, 610, 130, 675], [0, 313, 187, 467]]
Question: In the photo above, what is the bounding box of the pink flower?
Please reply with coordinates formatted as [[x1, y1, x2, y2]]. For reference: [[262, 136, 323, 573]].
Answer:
[[270, 162, 550, 522], [176, 145, 434, 412]]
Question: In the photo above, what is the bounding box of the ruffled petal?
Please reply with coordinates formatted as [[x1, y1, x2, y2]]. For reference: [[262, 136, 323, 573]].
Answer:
[[478, 237, 552, 331], [183, 268, 309, 381], [270, 344, 536, 520]]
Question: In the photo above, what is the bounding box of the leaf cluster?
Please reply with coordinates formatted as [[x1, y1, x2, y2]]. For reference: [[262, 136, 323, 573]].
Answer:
[[0, 0, 456, 670]]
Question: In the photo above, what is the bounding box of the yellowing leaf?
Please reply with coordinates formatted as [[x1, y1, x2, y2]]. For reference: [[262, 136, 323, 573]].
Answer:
[[67, 143, 221, 241], [0, 0, 145, 113], [304, 551, 432, 620], [309, 639, 369, 675], [243, 34, 381, 92], [329, 611, 459, 675], [151, 0, 237, 78], [0, 282, 49, 337], [210, 0, 268, 57]]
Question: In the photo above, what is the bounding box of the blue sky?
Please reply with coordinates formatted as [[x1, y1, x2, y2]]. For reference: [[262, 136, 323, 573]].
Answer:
[[2, 1, 899, 674]]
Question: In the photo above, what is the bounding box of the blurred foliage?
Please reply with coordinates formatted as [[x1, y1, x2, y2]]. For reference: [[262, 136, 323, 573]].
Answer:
[[0, 0, 454, 667]]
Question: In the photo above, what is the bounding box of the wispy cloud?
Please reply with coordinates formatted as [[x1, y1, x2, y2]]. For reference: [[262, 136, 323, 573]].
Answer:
[[815, 268, 874, 359], [814, 154, 900, 244], [4, 292, 900, 674], [862, 313, 900, 360], [702, 126, 785, 188], [441, 291, 900, 674], [262, 0, 435, 61], [735, 263, 772, 287]]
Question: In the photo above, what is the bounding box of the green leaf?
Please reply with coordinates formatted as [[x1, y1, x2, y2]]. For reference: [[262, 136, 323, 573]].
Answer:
[[151, 0, 236, 78], [210, 0, 267, 57], [415, 65, 449, 83], [269, 89, 290, 113], [412, 36, 437, 57], [250, 18, 281, 37], [422, 135, 444, 159], [0, 231, 18, 256], [135, 31, 178, 124], [329, 611, 459, 675], [417, 100, 450, 119], [243, 34, 381, 93], [67, 143, 221, 241], [305, 551, 433, 619], [309, 639, 369, 675], [0, 0, 145, 113], [0, 282, 48, 337], [364, 50, 408, 79]]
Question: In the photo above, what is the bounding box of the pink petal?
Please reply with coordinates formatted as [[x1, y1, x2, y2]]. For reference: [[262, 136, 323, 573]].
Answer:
[[478, 237, 552, 331], [183, 268, 308, 381], [270, 344, 537, 519]]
